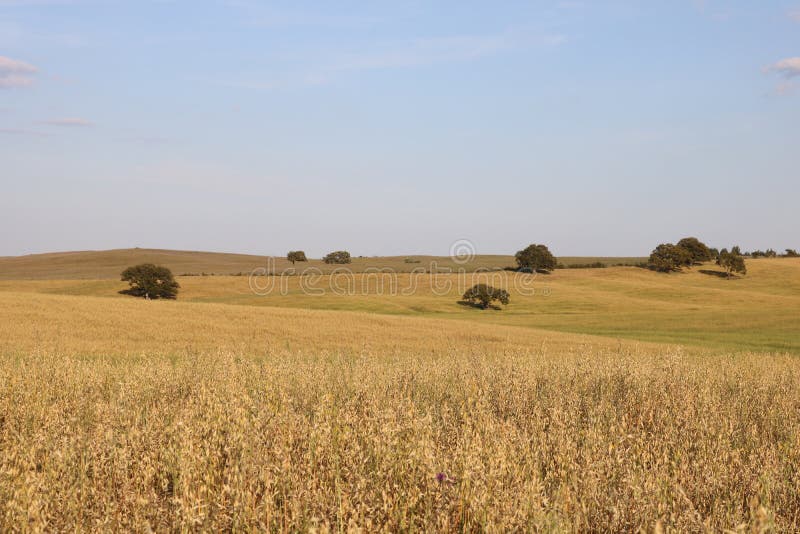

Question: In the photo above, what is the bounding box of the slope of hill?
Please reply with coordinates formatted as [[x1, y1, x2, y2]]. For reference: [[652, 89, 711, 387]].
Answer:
[[0, 248, 646, 280], [2, 257, 798, 354], [0, 248, 266, 280]]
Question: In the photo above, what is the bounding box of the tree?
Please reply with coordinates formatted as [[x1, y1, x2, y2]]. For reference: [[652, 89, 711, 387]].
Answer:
[[731, 245, 742, 256], [461, 284, 510, 309], [514, 244, 557, 272], [784, 249, 799, 258], [708, 247, 720, 260], [677, 237, 712, 264], [323, 250, 352, 264], [286, 251, 307, 265], [717, 251, 746, 278], [648, 243, 692, 272], [120, 264, 179, 299]]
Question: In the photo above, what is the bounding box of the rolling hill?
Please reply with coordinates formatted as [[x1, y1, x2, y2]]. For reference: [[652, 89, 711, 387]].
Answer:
[[0, 248, 646, 279]]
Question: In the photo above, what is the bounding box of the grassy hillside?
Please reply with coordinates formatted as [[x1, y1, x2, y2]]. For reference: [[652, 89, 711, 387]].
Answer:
[[4, 257, 798, 354], [0, 247, 645, 279]]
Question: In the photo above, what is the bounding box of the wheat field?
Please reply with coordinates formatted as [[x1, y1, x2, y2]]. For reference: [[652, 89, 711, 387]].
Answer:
[[1, 256, 800, 531], [1, 288, 800, 531]]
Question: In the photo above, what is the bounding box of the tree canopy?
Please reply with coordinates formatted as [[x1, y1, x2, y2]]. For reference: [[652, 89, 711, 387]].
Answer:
[[461, 284, 510, 309], [648, 244, 692, 272], [676, 237, 713, 264], [514, 244, 557, 272], [323, 251, 352, 264], [717, 251, 747, 278], [120, 264, 180, 299], [286, 251, 308, 264]]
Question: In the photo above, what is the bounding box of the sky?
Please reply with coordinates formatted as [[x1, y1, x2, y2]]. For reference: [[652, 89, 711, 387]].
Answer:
[[1, 0, 798, 258]]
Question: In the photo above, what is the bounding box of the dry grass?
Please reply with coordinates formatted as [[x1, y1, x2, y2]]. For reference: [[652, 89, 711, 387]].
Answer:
[[4, 257, 800, 354], [2, 348, 799, 531], [0, 247, 645, 279], [1, 292, 800, 531]]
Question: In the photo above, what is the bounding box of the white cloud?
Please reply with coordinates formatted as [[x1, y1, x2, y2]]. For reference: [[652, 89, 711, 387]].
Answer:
[[789, 10, 800, 22], [40, 117, 94, 127], [767, 57, 800, 78], [0, 55, 37, 88]]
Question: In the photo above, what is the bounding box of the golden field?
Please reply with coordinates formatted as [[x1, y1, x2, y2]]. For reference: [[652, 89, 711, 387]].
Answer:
[[1, 253, 800, 531]]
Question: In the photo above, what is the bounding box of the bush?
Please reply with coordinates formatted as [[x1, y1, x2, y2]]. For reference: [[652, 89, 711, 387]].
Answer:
[[286, 251, 308, 264], [717, 251, 747, 278], [515, 244, 557, 272], [120, 264, 179, 299], [676, 237, 713, 264], [461, 284, 510, 309], [648, 244, 692, 272], [323, 251, 352, 264]]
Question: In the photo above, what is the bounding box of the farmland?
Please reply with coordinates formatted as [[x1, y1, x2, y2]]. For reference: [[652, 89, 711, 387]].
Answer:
[[1, 251, 799, 530]]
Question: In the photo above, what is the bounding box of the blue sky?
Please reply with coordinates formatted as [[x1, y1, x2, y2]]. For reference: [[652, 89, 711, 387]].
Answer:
[[1, 1, 798, 258]]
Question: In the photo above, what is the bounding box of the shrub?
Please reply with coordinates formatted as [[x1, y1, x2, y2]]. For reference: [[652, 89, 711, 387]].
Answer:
[[323, 251, 352, 264], [677, 237, 713, 264], [286, 251, 308, 264], [120, 264, 179, 299], [461, 284, 510, 309], [515, 244, 557, 273], [648, 244, 692, 272], [717, 251, 747, 278]]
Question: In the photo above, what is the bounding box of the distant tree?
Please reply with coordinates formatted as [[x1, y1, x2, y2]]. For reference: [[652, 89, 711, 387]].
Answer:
[[731, 245, 742, 256], [765, 248, 777, 258], [648, 243, 692, 272], [677, 237, 713, 264], [462, 284, 510, 309], [514, 244, 557, 272], [717, 251, 747, 278], [286, 251, 308, 265], [708, 247, 720, 260], [784, 249, 799, 258], [323, 251, 352, 264], [120, 264, 179, 299]]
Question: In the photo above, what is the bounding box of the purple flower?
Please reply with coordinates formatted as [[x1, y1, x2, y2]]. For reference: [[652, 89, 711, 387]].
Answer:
[[436, 472, 446, 483]]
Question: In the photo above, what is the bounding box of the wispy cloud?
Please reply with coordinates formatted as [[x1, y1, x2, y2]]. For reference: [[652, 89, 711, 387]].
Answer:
[[0, 55, 37, 88], [328, 33, 517, 72], [0, 127, 49, 136], [40, 117, 94, 127], [767, 57, 800, 78], [219, 28, 566, 91], [789, 9, 800, 22], [0, 0, 76, 5], [224, 1, 383, 29]]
